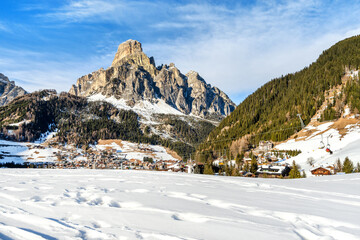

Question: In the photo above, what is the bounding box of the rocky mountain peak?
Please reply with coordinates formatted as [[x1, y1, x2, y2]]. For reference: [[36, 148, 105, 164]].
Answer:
[[186, 70, 206, 84], [70, 40, 236, 120], [0, 73, 27, 106], [0, 73, 11, 84], [112, 39, 144, 66]]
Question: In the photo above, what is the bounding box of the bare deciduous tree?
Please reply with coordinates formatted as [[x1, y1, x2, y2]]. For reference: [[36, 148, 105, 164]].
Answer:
[[306, 157, 315, 166]]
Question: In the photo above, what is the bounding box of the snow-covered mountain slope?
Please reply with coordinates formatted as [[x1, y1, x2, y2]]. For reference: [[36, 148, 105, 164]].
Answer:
[[0, 169, 359, 240], [94, 139, 179, 161], [88, 93, 184, 124], [0, 73, 27, 106], [276, 116, 360, 174]]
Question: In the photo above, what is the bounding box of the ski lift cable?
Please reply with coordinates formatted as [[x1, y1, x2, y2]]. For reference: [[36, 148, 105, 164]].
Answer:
[[197, 125, 337, 156], [207, 120, 341, 146], [203, 114, 344, 146], [195, 130, 336, 156], [203, 125, 302, 145], [197, 112, 352, 157]]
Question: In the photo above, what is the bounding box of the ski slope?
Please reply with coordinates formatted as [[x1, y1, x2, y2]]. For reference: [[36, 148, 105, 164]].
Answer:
[[0, 169, 359, 240], [276, 121, 360, 174]]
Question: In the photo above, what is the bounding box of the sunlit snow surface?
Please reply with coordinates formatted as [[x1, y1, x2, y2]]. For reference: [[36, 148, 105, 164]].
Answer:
[[88, 94, 184, 124], [276, 122, 360, 174], [0, 169, 359, 240], [0, 140, 59, 164]]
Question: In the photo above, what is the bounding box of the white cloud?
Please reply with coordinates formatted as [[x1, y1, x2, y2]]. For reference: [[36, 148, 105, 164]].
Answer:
[[143, 1, 360, 103], [44, 0, 120, 22], [41, 0, 160, 25]]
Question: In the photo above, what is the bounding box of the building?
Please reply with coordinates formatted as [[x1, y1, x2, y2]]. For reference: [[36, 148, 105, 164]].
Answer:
[[311, 167, 332, 176], [256, 165, 290, 178], [257, 141, 274, 154], [243, 157, 252, 164]]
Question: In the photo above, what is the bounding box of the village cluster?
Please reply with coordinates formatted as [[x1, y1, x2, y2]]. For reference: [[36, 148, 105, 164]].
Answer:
[[16, 139, 339, 177], [188, 140, 337, 178], [253, 141, 336, 177], [24, 141, 186, 172]]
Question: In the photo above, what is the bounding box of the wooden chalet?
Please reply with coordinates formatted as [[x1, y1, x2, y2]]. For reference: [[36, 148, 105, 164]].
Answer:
[[311, 167, 332, 176]]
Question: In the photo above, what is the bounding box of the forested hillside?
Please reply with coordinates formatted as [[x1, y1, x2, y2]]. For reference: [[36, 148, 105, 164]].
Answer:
[[197, 35, 360, 161], [0, 90, 210, 159]]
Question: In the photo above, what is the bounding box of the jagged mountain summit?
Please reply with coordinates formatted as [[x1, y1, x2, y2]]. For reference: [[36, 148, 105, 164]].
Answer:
[[0, 73, 27, 106], [69, 39, 235, 119]]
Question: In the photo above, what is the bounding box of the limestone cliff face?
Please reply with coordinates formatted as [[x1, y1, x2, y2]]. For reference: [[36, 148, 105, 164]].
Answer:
[[0, 73, 27, 106], [70, 39, 235, 118]]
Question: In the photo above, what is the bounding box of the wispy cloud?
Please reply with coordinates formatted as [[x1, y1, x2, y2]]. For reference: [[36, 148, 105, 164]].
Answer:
[[145, 0, 360, 103], [0, 22, 9, 32], [43, 0, 121, 22], [39, 0, 161, 25]]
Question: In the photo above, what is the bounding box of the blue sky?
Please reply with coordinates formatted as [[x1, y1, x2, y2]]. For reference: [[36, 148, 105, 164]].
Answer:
[[1, 0, 360, 104]]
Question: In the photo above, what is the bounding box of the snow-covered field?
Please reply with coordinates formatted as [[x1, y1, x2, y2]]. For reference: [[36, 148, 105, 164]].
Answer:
[[94, 140, 179, 161], [0, 169, 359, 240], [0, 140, 59, 164]]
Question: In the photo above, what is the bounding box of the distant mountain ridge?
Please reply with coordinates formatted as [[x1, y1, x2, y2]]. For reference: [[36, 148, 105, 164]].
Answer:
[[69, 39, 235, 119], [0, 73, 27, 106]]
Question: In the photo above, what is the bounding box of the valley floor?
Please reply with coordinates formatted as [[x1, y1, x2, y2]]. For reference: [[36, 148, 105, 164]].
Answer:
[[0, 169, 359, 240]]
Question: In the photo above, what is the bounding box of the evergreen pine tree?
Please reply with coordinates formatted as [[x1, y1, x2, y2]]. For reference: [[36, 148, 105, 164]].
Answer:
[[203, 163, 214, 175], [250, 158, 258, 174], [243, 162, 250, 172], [289, 160, 301, 178], [343, 157, 354, 174], [236, 152, 244, 165], [226, 162, 233, 176]]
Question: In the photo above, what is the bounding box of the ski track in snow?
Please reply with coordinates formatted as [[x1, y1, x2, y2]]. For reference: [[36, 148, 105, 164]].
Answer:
[[0, 169, 359, 240]]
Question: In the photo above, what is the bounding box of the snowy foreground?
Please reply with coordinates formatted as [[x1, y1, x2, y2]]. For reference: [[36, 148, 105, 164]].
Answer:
[[0, 170, 359, 240]]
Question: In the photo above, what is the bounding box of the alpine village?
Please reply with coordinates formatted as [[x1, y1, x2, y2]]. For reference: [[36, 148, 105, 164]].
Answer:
[[3, 2, 360, 239]]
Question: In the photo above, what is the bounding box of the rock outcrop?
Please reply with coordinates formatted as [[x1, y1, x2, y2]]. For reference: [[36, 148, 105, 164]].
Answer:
[[0, 73, 27, 106], [70, 39, 235, 118]]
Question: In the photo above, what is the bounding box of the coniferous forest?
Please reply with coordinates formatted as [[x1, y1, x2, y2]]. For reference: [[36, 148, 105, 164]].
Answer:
[[197, 35, 360, 161]]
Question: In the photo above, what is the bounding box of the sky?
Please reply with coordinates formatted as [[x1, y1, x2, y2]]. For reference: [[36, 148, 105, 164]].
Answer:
[[1, 0, 360, 104]]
